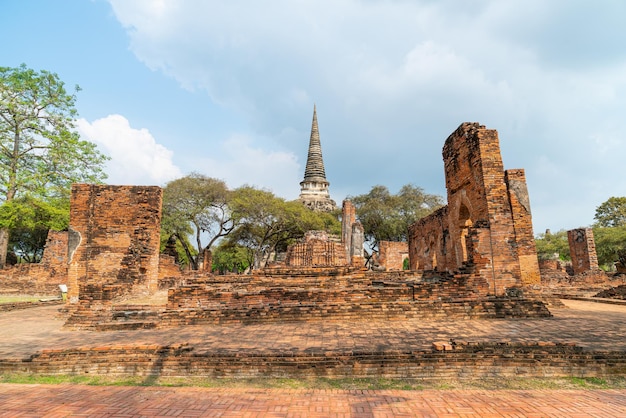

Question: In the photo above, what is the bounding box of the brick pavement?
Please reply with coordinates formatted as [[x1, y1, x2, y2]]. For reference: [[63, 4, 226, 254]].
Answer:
[[0, 384, 625, 417], [1, 299, 626, 415], [0, 300, 625, 360]]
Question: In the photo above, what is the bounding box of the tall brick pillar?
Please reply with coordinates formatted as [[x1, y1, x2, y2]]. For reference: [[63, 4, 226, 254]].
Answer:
[[568, 228, 599, 274], [67, 184, 162, 303], [342, 200, 357, 261], [505, 169, 541, 285]]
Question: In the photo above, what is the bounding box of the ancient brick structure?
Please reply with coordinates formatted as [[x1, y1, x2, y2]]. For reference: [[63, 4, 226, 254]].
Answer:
[[342, 200, 356, 258], [350, 221, 365, 267], [568, 228, 599, 274], [378, 241, 409, 271], [408, 123, 541, 295], [66, 184, 162, 304], [0, 230, 69, 295], [283, 200, 365, 268], [298, 105, 336, 212], [5, 340, 623, 381], [284, 230, 347, 267]]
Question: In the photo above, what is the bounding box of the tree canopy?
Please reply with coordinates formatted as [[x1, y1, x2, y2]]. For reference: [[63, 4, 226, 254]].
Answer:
[[349, 184, 443, 251], [534, 229, 570, 261], [594, 196, 626, 228], [593, 226, 626, 269], [161, 173, 234, 270], [226, 186, 340, 270], [0, 64, 108, 265]]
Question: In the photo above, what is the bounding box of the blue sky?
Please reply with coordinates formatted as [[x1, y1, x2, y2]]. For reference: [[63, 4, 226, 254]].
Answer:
[[2, 0, 626, 235]]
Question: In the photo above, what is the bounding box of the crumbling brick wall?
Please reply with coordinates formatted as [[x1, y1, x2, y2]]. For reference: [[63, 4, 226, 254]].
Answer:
[[408, 123, 541, 295], [0, 230, 69, 295], [568, 228, 599, 274], [285, 230, 348, 267], [378, 241, 409, 271], [66, 184, 162, 303], [505, 169, 541, 285], [342, 200, 356, 259]]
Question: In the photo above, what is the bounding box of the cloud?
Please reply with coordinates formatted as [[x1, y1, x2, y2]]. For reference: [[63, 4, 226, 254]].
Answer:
[[106, 0, 626, 232], [77, 115, 182, 185], [187, 134, 302, 200]]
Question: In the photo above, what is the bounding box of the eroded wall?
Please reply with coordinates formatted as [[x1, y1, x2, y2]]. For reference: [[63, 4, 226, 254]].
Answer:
[[408, 123, 540, 295], [0, 230, 69, 295], [378, 241, 409, 271], [568, 228, 599, 274], [284, 230, 348, 267], [67, 184, 162, 303]]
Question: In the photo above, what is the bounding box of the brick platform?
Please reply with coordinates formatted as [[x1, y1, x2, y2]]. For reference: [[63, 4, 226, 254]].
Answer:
[[0, 300, 625, 382]]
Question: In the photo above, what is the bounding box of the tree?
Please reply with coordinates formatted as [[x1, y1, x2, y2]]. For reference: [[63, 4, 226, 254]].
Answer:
[[212, 242, 251, 274], [593, 226, 626, 269], [0, 64, 108, 266], [0, 195, 69, 262], [227, 186, 340, 270], [594, 197, 626, 228], [161, 174, 234, 270], [534, 229, 570, 261], [349, 184, 443, 251]]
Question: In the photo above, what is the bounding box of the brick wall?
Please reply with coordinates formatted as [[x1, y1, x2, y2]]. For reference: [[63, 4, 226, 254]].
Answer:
[[285, 231, 348, 267], [505, 169, 541, 285], [4, 341, 622, 381], [0, 230, 68, 295], [568, 228, 599, 274], [408, 123, 540, 295], [342, 200, 356, 260], [67, 184, 162, 304], [378, 241, 408, 271]]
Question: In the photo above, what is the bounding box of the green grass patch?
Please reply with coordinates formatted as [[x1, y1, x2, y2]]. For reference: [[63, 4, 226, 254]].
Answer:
[[0, 296, 43, 304], [2, 373, 625, 390]]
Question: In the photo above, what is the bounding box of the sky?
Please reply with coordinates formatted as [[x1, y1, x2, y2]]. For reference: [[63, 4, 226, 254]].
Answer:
[[2, 0, 626, 235]]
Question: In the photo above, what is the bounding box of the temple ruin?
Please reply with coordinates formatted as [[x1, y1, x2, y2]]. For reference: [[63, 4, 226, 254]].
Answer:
[[408, 122, 541, 295], [66, 184, 162, 304], [568, 227, 600, 274]]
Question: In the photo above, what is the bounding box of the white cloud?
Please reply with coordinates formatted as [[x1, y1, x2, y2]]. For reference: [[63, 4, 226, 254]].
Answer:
[[77, 115, 182, 186], [106, 0, 626, 233], [188, 134, 301, 200]]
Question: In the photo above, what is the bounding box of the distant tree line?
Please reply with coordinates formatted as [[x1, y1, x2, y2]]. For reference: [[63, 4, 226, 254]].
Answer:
[[535, 196, 626, 270]]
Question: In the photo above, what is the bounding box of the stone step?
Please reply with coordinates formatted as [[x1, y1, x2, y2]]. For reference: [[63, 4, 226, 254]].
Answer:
[[96, 321, 158, 331]]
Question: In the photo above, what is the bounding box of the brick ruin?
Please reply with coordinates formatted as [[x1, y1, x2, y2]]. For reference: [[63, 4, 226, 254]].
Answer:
[[567, 228, 600, 274], [377, 241, 409, 271], [284, 230, 347, 267], [0, 230, 68, 295], [408, 123, 541, 295], [281, 200, 365, 269], [66, 184, 162, 304]]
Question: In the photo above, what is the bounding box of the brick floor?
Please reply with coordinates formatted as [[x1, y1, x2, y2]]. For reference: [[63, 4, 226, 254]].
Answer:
[[1, 300, 626, 360], [1, 299, 626, 415], [0, 384, 624, 417]]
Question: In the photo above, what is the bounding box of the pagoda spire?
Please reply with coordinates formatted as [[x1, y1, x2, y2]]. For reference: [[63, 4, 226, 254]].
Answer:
[[303, 104, 327, 182], [299, 105, 336, 212]]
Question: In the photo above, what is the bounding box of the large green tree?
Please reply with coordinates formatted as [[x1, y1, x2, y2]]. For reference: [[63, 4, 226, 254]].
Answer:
[[349, 184, 443, 251], [534, 229, 570, 261], [594, 196, 626, 228], [161, 174, 234, 270], [0, 64, 108, 266], [227, 186, 340, 270], [0, 195, 69, 263]]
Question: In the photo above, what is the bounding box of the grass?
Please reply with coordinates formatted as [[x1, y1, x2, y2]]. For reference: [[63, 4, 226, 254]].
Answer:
[[0, 295, 51, 304], [1, 374, 624, 390]]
